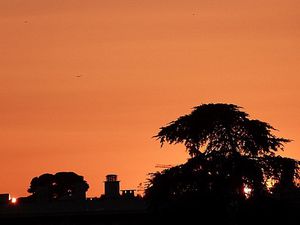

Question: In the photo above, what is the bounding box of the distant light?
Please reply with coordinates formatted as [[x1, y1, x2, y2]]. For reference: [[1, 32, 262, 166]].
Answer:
[[266, 178, 276, 189], [11, 197, 17, 204], [243, 185, 252, 198]]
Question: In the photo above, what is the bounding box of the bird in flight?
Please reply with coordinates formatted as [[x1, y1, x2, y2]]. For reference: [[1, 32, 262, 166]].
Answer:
[[75, 75, 82, 78]]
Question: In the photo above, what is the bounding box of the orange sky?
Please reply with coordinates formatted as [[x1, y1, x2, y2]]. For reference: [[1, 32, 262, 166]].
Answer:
[[0, 0, 299, 198]]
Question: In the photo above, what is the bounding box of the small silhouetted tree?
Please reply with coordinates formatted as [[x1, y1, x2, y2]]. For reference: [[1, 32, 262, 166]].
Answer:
[[28, 172, 89, 201], [28, 173, 55, 201]]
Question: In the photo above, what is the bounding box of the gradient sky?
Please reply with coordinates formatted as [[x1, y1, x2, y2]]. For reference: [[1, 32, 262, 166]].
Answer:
[[0, 0, 299, 198]]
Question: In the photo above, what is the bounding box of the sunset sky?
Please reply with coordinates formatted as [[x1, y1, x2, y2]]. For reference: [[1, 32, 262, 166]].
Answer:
[[0, 0, 299, 198]]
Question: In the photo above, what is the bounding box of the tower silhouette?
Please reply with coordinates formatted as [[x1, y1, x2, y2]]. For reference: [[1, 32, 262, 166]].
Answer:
[[104, 174, 120, 198]]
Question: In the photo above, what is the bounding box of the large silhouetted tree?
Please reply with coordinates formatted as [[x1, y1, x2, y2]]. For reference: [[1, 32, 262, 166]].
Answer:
[[146, 103, 299, 225], [155, 103, 289, 157]]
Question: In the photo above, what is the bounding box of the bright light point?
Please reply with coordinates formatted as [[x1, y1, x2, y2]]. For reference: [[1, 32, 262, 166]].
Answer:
[[266, 179, 276, 190], [244, 186, 251, 194], [243, 185, 252, 198], [11, 197, 17, 204]]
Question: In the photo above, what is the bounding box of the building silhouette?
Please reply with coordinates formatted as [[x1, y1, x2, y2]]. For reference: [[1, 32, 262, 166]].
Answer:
[[104, 174, 120, 198], [0, 174, 147, 225]]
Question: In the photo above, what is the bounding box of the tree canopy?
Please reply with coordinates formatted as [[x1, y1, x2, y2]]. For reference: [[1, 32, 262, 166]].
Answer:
[[146, 103, 299, 225], [28, 172, 89, 201], [155, 103, 290, 157]]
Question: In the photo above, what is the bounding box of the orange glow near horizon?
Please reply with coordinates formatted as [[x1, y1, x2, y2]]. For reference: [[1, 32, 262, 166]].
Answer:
[[11, 197, 17, 204], [0, 0, 299, 198]]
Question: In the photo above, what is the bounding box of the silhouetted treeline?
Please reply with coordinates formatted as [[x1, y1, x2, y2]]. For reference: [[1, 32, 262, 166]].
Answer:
[[144, 103, 300, 225], [1, 103, 299, 225]]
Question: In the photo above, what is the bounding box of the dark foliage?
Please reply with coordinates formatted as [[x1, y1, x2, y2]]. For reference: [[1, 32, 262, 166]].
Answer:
[[28, 172, 89, 201], [147, 103, 299, 225], [155, 103, 290, 157]]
